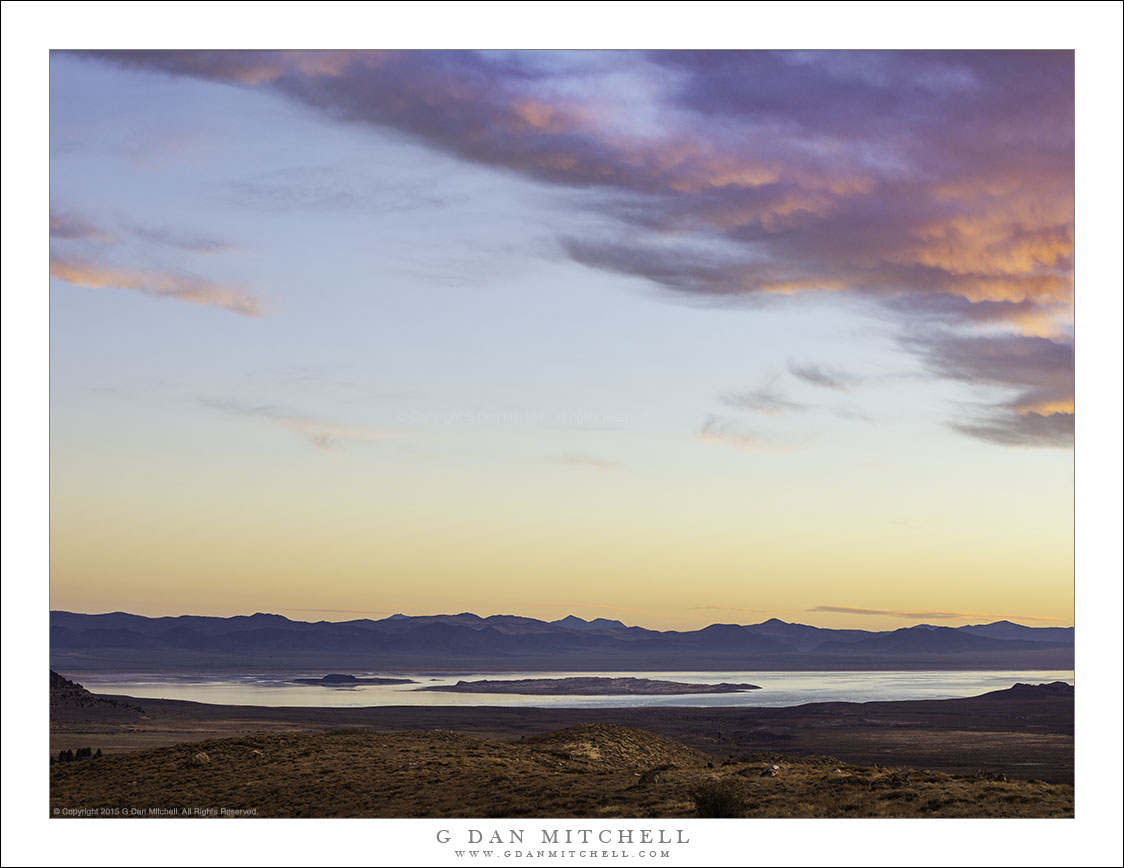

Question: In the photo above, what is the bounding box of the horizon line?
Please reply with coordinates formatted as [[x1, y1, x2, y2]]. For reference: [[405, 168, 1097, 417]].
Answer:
[[49, 608, 1074, 632]]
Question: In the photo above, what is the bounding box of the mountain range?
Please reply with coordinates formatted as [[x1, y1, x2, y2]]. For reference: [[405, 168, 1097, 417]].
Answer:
[[49, 611, 1073, 672]]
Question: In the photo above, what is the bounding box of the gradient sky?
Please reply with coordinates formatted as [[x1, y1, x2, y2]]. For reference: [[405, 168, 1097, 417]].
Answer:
[[47, 49, 1076, 630]]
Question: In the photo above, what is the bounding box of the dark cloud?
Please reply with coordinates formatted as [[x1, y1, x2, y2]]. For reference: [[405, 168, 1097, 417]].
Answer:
[[562, 236, 753, 298], [907, 333, 1073, 409], [788, 363, 862, 392], [905, 332, 1073, 448], [653, 50, 1073, 162], [952, 410, 1074, 448]]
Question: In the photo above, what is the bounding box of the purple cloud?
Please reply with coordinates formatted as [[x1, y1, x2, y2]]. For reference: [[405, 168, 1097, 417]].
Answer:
[[906, 332, 1073, 447], [72, 50, 1073, 446]]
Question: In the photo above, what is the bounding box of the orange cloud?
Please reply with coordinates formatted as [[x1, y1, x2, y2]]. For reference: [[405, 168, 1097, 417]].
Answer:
[[49, 257, 263, 317]]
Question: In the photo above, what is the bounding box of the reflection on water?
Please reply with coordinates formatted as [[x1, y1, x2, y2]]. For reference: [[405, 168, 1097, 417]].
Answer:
[[69, 669, 1075, 709]]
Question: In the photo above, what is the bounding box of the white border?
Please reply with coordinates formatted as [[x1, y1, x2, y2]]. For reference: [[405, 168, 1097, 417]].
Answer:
[[4, 3, 1121, 866]]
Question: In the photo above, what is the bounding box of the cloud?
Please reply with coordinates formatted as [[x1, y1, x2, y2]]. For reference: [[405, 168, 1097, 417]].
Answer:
[[77, 51, 1071, 322], [51, 205, 241, 255], [906, 331, 1073, 447], [49, 209, 116, 243], [50, 255, 263, 316], [562, 236, 780, 299], [720, 388, 805, 415], [201, 398, 392, 450], [696, 416, 771, 452], [908, 333, 1073, 415], [812, 606, 977, 620], [692, 605, 773, 614], [551, 452, 622, 472], [50, 208, 250, 316], [85, 50, 669, 192], [881, 291, 1072, 341], [86, 49, 373, 87], [810, 605, 1065, 623], [951, 410, 1074, 448], [126, 224, 239, 254], [76, 50, 1073, 444], [788, 362, 863, 392]]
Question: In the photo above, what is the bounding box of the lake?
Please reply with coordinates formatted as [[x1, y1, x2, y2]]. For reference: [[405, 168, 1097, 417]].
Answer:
[[70, 668, 1074, 709]]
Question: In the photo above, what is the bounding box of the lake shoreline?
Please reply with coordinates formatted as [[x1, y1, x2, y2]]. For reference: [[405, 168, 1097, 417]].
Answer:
[[60, 668, 1075, 710]]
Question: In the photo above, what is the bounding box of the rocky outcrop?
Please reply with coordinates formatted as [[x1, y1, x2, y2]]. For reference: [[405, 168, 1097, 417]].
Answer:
[[292, 673, 415, 686], [420, 676, 761, 695], [49, 670, 144, 717]]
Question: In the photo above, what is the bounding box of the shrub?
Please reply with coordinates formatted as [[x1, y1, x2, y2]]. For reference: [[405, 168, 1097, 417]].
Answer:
[[690, 778, 750, 818]]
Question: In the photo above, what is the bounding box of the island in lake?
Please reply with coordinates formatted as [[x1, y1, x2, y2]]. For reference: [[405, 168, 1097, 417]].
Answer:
[[293, 674, 416, 686], [418, 676, 761, 695]]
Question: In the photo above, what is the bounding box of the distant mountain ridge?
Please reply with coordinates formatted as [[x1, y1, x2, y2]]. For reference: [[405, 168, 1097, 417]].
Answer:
[[49, 610, 1074, 672], [551, 615, 628, 632], [958, 621, 1074, 643]]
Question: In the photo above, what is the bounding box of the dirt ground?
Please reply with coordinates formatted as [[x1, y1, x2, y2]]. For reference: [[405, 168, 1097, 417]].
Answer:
[[50, 724, 1073, 819], [50, 687, 1074, 785]]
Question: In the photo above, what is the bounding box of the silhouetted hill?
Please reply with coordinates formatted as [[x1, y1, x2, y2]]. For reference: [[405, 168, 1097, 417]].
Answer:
[[49, 611, 1074, 672], [551, 615, 629, 632], [815, 625, 1070, 654], [958, 621, 1075, 643], [743, 618, 880, 651], [50, 670, 144, 721], [976, 681, 1075, 700]]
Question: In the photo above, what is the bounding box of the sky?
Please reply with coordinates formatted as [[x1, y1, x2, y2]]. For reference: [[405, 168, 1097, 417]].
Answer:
[[44, 48, 1079, 631]]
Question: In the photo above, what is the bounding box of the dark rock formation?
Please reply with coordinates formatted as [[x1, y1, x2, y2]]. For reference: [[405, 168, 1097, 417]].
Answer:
[[292, 673, 415, 686], [420, 676, 761, 695]]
